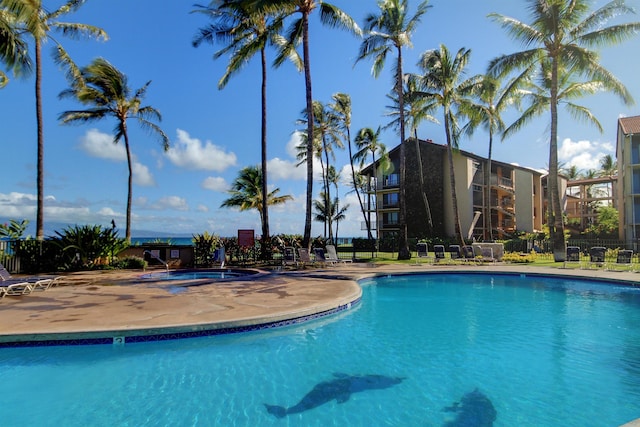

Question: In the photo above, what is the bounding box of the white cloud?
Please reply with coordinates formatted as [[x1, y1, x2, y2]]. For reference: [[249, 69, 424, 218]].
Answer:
[[132, 162, 155, 186], [165, 129, 237, 171], [201, 176, 228, 192], [558, 137, 614, 171], [196, 204, 209, 212], [148, 196, 189, 211], [268, 131, 323, 181], [78, 128, 126, 161]]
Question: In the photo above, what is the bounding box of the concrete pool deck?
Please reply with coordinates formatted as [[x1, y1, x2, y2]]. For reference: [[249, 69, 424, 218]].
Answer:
[[1, 263, 639, 346]]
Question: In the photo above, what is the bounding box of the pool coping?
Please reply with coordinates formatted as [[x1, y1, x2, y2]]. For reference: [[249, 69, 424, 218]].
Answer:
[[1, 263, 639, 348]]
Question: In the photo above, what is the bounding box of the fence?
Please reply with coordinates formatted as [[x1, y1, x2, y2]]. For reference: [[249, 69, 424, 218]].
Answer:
[[0, 240, 20, 273]]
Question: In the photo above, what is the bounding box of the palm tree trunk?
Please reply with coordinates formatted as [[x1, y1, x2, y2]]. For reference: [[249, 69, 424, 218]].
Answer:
[[322, 136, 333, 243], [549, 56, 566, 261], [396, 46, 410, 259], [414, 130, 432, 231], [302, 13, 313, 250], [445, 113, 464, 246], [35, 38, 44, 241], [123, 126, 133, 243], [348, 129, 371, 239], [486, 130, 493, 241], [260, 46, 270, 260]]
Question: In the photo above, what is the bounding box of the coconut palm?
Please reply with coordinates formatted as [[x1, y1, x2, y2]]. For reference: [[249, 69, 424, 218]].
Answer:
[[192, 1, 300, 259], [354, 126, 390, 243], [58, 58, 169, 243], [384, 78, 437, 232], [408, 44, 483, 244], [356, 0, 431, 259], [599, 154, 617, 177], [464, 75, 521, 240], [2, 0, 107, 240], [222, 165, 293, 230], [246, 0, 360, 250], [0, 6, 29, 87], [488, 0, 639, 261]]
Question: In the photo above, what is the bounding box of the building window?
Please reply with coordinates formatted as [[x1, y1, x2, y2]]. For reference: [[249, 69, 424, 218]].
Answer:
[[383, 193, 399, 208], [383, 212, 399, 226]]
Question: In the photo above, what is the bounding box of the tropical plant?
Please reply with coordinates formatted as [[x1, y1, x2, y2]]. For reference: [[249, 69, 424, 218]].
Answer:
[[2, 0, 107, 240], [599, 153, 617, 177], [51, 224, 126, 269], [249, 0, 360, 250], [221, 165, 293, 234], [356, 0, 430, 259], [353, 126, 389, 244], [192, 1, 300, 260], [0, 5, 29, 87], [488, 0, 639, 261], [58, 58, 169, 243], [0, 218, 28, 239], [408, 44, 483, 244], [192, 231, 222, 267], [313, 191, 348, 243]]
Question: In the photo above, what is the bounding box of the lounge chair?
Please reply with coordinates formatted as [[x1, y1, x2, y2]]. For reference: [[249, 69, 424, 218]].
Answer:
[[313, 248, 339, 266], [4, 281, 33, 296], [0, 262, 12, 281], [563, 246, 581, 268], [433, 245, 447, 263], [449, 245, 463, 263], [586, 246, 606, 269], [415, 243, 434, 264], [282, 247, 297, 267], [297, 248, 314, 267], [326, 245, 352, 264], [462, 246, 477, 263], [607, 249, 634, 271], [0, 262, 62, 289]]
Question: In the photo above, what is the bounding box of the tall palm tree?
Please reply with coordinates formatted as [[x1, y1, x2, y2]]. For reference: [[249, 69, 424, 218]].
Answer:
[[0, 6, 29, 87], [384, 78, 437, 232], [408, 45, 483, 244], [247, 0, 360, 250], [330, 92, 372, 239], [488, 0, 639, 261], [356, 0, 430, 259], [354, 126, 389, 243], [599, 154, 617, 177], [221, 165, 293, 229], [464, 75, 520, 240], [58, 58, 169, 242], [192, 1, 299, 259], [2, 0, 107, 240]]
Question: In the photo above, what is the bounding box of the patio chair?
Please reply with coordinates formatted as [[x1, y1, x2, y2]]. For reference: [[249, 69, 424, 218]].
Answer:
[[326, 245, 352, 264], [563, 246, 581, 268], [297, 248, 314, 267], [313, 247, 335, 266], [0, 262, 62, 288], [0, 262, 12, 281], [4, 281, 33, 296], [607, 249, 634, 272], [282, 247, 298, 267], [415, 243, 434, 264], [433, 245, 447, 263], [587, 246, 606, 269], [462, 246, 477, 263], [449, 245, 463, 263]]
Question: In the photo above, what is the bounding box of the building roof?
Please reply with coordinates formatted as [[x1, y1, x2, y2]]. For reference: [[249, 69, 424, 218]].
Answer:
[[618, 115, 640, 135]]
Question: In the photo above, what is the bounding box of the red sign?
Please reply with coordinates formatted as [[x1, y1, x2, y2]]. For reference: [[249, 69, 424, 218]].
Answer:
[[238, 229, 255, 247]]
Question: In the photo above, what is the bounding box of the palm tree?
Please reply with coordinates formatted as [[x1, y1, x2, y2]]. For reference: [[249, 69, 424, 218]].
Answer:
[[408, 45, 483, 244], [192, 1, 299, 259], [384, 78, 437, 232], [58, 58, 169, 243], [356, 0, 431, 259], [599, 154, 617, 177], [0, 6, 29, 87], [221, 165, 293, 229], [353, 126, 389, 244], [247, 0, 360, 250], [2, 0, 107, 240], [464, 75, 520, 240], [488, 0, 639, 261], [330, 92, 371, 239]]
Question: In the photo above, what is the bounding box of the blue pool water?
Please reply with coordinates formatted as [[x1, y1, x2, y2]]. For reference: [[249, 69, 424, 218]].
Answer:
[[2, 273, 640, 426], [140, 269, 256, 281]]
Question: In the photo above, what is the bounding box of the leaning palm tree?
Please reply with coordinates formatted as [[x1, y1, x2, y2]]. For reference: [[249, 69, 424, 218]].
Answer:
[[221, 165, 293, 231], [192, 1, 300, 260], [353, 126, 389, 243], [2, 0, 107, 240], [58, 58, 169, 243], [246, 0, 360, 250], [0, 6, 30, 87], [356, 0, 431, 259], [488, 0, 639, 261], [408, 45, 483, 245]]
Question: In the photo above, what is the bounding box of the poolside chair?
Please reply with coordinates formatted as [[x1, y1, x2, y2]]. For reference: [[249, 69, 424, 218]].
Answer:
[[297, 248, 314, 267], [449, 245, 463, 264], [433, 245, 447, 263], [282, 247, 297, 267], [607, 249, 634, 272], [326, 245, 352, 264], [415, 243, 434, 264], [313, 247, 339, 266], [462, 246, 477, 263], [0, 262, 12, 281], [0, 262, 62, 288], [563, 246, 581, 269], [4, 281, 33, 296], [587, 246, 606, 269]]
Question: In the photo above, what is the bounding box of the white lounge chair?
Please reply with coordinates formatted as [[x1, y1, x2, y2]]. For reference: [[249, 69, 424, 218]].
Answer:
[[326, 245, 352, 264], [4, 281, 33, 296]]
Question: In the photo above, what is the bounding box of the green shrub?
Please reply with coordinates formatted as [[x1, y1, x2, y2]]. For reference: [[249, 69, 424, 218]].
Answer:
[[113, 256, 147, 270], [502, 251, 536, 263]]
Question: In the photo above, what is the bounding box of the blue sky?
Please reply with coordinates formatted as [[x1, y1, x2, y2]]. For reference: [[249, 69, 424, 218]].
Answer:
[[2, 0, 639, 238]]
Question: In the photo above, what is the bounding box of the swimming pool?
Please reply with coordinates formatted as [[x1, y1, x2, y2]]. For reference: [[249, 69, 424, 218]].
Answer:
[[140, 268, 260, 281], [1, 272, 639, 426]]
